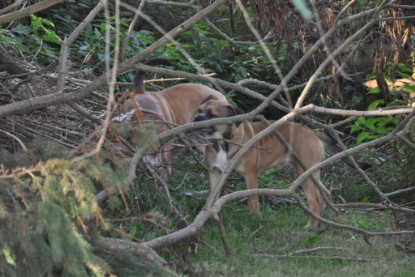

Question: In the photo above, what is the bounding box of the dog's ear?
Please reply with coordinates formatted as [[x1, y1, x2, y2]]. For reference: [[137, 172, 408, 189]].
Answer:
[[200, 95, 215, 105], [115, 92, 124, 103], [227, 106, 244, 116], [133, 70, 145, 94], [227, 106, 244, 127]]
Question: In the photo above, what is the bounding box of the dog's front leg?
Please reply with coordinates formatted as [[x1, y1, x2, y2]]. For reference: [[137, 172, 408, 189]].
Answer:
[[208, 168, 222, 200], [244, 171, 260, 214]]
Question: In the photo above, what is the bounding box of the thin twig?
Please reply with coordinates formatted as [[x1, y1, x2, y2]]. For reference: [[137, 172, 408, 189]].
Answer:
[[247, 253, 378, 262], [0, 128, 27, 151], [120, 0, 147, 61], [144, 163, 183, 217], [215, 216, 232, 255], [56, 0, 105, 93]]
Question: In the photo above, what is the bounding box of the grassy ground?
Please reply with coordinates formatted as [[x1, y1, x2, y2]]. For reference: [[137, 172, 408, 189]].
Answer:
[[166, 149, 415, 277], [105, 147, 415, 276], [182, 204, 415, 276]]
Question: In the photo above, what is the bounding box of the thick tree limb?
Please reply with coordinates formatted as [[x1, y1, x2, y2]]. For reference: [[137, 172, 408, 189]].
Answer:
[[0, 0, 63, 25], [100, 237, 169, 267], [0, 0, 23, 15]]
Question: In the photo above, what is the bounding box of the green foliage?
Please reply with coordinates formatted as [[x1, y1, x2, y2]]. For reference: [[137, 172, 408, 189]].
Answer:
[[0, 141, 137, 276], [155, 20, 276, 84], [0, 160, 105, 275], [30, 15, 61, 45], [0, 138, 70, 168], [351, 63, 414, 144], [47, 0, 100, 35], [0, 141, 175, 275], [350, 115, 399, 144], [2, 2, 155, 76], [6, 201, 96, 276], [2, 1, 278, 94], [75, 17, 156, 72], [4, 15, 62, 64]]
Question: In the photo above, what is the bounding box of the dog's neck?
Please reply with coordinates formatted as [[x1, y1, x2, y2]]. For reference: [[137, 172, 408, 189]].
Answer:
[[213, 122, 250, 158]]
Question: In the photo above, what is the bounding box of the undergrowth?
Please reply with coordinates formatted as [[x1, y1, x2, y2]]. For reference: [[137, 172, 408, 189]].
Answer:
[[1, 138, 414, 276], [108, 144, 415, 276]]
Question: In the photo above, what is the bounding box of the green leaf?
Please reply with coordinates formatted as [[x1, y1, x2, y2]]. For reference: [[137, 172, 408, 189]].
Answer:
[[13, 24, 30, 36], [43, 30, 60, 45], [356, 132, 370, 144], [100, 22, 108, 31], [397, 63, 413, 74], [361, 196, 370, 203], [31, 15, 43, 31], [364, 118, 377, 131], [358, 219, 368, 228], [368, 99, 384, 110], [368, 86, 380, 94], [40, 17, 55, 28], [350, 125, 362, 133], [403, 85, 415, 93], [356, 116, 366, 125]]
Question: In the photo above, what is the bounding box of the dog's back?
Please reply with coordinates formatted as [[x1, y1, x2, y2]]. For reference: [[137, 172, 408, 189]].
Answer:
[[113, 79, 227, 176], [159, 83, 227, 125], [241, 121, 324, 173]]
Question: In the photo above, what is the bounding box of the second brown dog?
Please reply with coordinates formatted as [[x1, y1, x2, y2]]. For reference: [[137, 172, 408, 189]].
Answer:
[[193, 97, 369, 228]]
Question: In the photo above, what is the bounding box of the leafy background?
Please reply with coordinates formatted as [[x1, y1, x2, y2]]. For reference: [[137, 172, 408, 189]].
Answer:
[[0, 0, 415, 276]]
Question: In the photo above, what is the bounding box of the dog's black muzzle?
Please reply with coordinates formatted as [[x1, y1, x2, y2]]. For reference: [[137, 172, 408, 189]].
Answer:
[[192, 113, 215, 135], [192, 113, 206, 123]]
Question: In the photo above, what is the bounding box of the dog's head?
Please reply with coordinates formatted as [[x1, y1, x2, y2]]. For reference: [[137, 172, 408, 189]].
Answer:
[[193, 95, 243, 138]]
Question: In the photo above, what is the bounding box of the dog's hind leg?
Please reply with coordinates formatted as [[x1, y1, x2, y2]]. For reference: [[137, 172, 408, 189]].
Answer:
[[244, 171, 260, 214], [296, 167, 325, 228]]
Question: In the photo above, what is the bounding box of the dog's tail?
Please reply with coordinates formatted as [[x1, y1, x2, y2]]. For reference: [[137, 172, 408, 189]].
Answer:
[[133, 58, 172, 94], [317, 132, 372, 170]]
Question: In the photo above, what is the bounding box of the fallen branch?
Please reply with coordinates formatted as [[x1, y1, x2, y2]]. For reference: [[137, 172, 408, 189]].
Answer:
[[100, 237, 168, 267], [334, 203, 415, 213], [0, 0, 23, 15], [0, 0, 63, 25], [247, 253, 378, 262]]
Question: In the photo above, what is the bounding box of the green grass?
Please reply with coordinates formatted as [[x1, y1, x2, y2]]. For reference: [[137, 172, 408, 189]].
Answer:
[[105, 148, 415, 276], [182, 204, 415, 276]]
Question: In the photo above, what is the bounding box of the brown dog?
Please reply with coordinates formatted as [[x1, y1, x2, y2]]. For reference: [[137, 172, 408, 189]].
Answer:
[[112, 65, 228, 175], [193, 97, 369, 228]]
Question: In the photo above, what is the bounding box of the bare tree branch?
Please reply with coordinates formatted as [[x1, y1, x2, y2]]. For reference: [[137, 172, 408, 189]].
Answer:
[[0, 0, 24, 16], [0, 0, 63, 25], [120, 0, 147, 62], [56, 0, 105, 93], [100, 237, 169, 267]]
